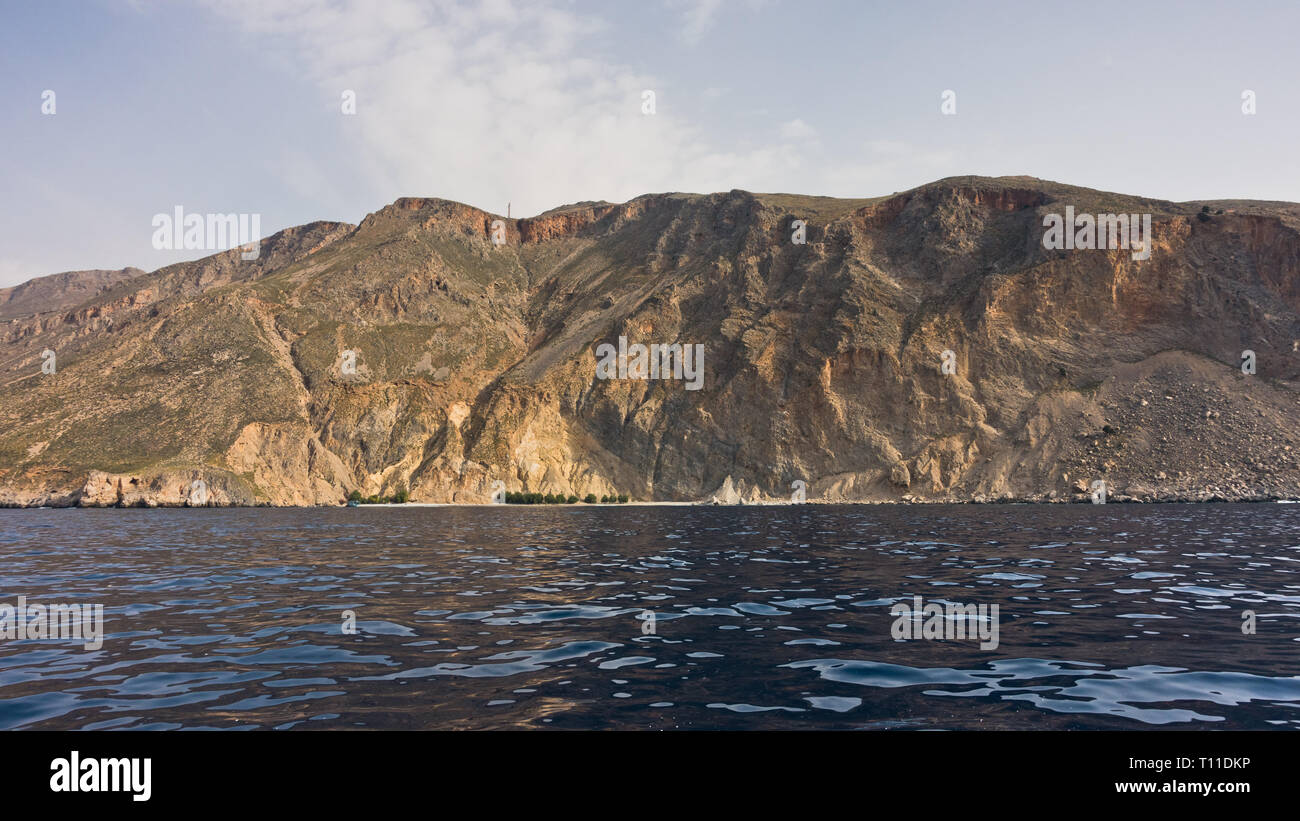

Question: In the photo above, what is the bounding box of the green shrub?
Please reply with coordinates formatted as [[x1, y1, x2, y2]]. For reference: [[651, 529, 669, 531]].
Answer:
[[617, 494, 629, 503], [392, 487, 409, 504], [584, 494, 598, 504], [347, 490, 362, 502], [566, 495, 579, 504]]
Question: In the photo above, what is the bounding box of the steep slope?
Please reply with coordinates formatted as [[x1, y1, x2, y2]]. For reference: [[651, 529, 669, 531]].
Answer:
[[3, 176, 1300, 506]]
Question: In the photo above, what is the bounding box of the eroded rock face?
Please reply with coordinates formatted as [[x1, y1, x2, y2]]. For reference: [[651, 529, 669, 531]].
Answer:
[[4, 175, 1300, 505], [75, 470, 247, 507]]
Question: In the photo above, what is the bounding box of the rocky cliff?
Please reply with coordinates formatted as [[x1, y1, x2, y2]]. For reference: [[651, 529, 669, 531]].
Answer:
[[4, 175, 1300, 506]]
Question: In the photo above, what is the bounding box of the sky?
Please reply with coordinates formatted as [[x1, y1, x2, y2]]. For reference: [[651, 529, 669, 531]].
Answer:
[[1, 0, 1298, 286]]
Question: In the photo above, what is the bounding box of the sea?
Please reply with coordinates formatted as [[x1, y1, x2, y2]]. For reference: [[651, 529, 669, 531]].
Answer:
[[1, 503, 1298, 730]]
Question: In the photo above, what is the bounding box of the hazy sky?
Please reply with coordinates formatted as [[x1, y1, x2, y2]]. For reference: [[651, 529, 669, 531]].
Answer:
[[2, 0, 1297, 286]]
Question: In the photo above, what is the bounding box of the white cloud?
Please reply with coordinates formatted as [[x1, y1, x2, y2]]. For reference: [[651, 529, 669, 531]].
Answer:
[[779, 118, 817, 140], [673, 0, 726, 45], [196, 0, 939, 216], [670, 0, 773, 45], [201, 0, 801, 215]]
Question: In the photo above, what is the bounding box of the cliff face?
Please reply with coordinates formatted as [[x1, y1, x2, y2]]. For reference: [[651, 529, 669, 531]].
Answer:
[[4, 175, 1300, 506]]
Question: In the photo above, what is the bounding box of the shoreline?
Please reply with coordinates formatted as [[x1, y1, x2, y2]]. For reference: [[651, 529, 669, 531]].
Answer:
[[3, 496, 1299, 510]]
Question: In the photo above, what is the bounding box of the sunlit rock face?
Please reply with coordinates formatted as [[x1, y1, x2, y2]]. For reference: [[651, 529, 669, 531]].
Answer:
[[4, 176, 1300, 506]]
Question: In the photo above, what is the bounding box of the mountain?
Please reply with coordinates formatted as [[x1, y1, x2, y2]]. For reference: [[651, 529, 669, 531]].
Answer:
[[0, 267, 146, 320], [3, 176, 1300, 507]]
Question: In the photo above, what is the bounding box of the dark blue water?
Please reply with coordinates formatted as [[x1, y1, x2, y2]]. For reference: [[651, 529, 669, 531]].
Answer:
[[1, 504, 1298, 730]]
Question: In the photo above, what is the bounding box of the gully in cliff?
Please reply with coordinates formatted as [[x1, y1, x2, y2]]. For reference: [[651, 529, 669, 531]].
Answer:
[[594, 335, 705, 390]]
